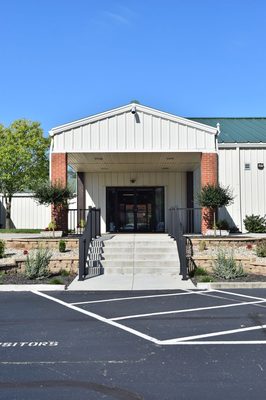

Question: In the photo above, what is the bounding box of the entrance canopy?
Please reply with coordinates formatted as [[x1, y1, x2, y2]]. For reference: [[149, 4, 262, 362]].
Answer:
[[50, 103, 218, 163], [50, 104, 219, 233]]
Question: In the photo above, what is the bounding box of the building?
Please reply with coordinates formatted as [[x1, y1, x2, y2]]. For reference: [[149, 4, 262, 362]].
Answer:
[[49, 103, 266, 234]]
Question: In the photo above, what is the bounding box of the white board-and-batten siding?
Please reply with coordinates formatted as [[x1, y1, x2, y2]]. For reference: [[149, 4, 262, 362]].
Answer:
[[84, 172, 187, 233], [218, 147, 266, 232], [52, 110, 216, 153]]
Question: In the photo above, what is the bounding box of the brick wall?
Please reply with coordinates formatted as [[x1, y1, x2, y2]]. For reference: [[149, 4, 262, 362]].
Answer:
[[51, 153, 68, 231], [201, 153, 218, 233]]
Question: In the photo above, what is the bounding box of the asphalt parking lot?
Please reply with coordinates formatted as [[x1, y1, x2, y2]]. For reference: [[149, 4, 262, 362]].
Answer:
[[0, 288, 266, 399]]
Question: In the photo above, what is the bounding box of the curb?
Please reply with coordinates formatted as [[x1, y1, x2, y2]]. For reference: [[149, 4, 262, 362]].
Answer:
[[0, 284, 65, 292], [197, 282, 266, 290]]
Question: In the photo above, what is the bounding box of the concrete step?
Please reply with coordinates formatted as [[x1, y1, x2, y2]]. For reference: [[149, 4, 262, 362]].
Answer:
[[101, 253, 178, 261], [102, 247, 177, 255], [103, 241, 176, 248], [101, 260, 180, 268], [104, 267, 180, 275]]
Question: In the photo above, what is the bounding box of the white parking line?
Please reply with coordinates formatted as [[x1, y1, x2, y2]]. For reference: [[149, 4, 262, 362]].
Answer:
[[32, 290, 266, 347], [161, 323, 266, 344], [214, 289, 266, 302], [163, 340, 266, 345], [32, 290, 160, 345], [70, 290, 213, 306], [110, 300, 266, 321]]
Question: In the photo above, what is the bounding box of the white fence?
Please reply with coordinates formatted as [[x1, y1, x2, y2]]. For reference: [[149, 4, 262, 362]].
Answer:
[[0, 193, 77, 230]]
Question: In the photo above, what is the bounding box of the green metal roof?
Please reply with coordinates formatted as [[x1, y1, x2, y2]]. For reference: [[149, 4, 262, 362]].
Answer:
[[189, 117, 266, 143]]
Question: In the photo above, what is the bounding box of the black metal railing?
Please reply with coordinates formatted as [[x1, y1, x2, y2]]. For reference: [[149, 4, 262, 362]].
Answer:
[[79, 207, 101, 281], [68, 208, 90, 234], [168, 208, 201, 280]]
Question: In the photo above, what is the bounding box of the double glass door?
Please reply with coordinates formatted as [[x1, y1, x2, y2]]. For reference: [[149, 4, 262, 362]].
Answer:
[[106, 187, 164, 233]]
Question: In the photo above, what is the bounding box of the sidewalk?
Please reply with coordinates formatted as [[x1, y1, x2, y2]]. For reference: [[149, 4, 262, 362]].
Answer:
[[68, 273, 196, 291]]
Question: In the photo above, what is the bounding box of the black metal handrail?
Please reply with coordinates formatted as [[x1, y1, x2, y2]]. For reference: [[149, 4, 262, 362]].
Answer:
[[79, 207, 101, 281], [168, 207, 201, 280]]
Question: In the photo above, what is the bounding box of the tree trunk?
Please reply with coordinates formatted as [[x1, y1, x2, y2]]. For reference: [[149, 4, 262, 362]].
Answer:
[[5, 196, 12, 229]]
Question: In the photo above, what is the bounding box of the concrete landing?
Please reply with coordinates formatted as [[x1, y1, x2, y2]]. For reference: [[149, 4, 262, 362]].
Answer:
[[67, 273, 195, 290]]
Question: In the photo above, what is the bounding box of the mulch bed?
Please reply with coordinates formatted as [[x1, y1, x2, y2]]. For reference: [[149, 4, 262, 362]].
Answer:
[[192, 274, 266, 285], [0, 272, 76, 287]]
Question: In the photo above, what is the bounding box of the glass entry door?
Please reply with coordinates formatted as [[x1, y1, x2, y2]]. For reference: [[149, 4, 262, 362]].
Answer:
[[106, 187, 164, 233]]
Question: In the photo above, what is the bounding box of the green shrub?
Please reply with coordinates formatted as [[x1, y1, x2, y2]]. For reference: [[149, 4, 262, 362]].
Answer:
[[25, 248, 52, 279], [59, 240, 66, 253], [256, 241, 266, 257], [0, 240, 5, 258], [49, 277, 63, 285], [48, 221, 57, 231], [60, 269, 70, 276], [79, 219, 86, 229], [216, 219, 230, 230], [213, 249, 246, 280], [194, 267, 208, 276], [198, 241, 207, 251], [244, 214, 266, 233]]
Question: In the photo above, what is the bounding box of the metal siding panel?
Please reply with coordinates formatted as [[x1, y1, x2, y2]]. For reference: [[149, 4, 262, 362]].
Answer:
[[161, 119, 170, 150], [9, 195, 50, 229], [55, 132, 64, 151], [218, 149, 241, 230], [82, 125, 90, 150], [205, 131, 215, 150], [117, 114, 126, 150], [91, 122, 100, 150], [126, 113, 135, 150], [152, 116, 161, 149], [187, 127, 196, 149], [196, 129, 206, 149], [99, 119, 108, 150], [135, 111, 143, 150], [178, 125, 188, 149], [108, 117, 116, 151], [143, 113, 152, 150], [73, 127, 82, 150], [64, 130, 73, 151], [169, 121, 179, 149]]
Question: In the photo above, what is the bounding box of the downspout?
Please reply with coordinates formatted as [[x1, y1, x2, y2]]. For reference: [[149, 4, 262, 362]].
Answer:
[[216, 123, 220, 153], [237, 146, 243, 232], [216, 123, 220, 223]]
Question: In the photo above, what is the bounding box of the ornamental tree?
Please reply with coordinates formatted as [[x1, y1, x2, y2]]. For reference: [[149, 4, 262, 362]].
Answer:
[[197, 184, 234, 235], [34, 181, 74, 235], [0, 120, 50, 229]]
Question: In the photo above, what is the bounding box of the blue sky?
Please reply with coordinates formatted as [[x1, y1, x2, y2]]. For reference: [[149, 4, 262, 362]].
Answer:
[[1, 0, 266, 135]]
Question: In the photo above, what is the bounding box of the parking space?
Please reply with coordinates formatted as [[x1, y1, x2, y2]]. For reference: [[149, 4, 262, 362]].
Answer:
[[37, 288, 266, 345], [0, 289, 266, 399]]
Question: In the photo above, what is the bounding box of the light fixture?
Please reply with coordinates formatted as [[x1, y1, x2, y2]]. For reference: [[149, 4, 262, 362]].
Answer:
[[130, 178, 136, 183]]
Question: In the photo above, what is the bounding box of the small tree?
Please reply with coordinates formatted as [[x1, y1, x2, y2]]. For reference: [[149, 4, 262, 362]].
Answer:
[[0, 120, 49, 228], [34, 181, 74, 235], [197, 184, 234, 235]]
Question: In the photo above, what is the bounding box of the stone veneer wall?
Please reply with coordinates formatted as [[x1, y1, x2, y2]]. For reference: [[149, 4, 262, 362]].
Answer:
[[190, 237, 266, 275]]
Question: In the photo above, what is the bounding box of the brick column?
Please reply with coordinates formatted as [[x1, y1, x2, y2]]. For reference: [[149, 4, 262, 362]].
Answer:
[[201, 153, 218, 234], [51, 153, 68, 232]]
